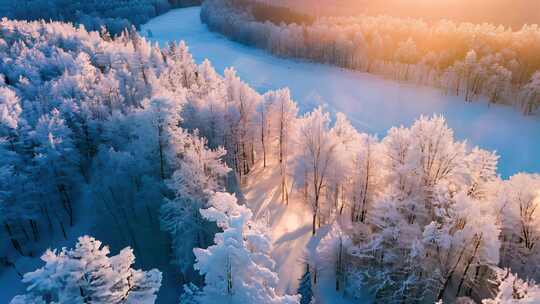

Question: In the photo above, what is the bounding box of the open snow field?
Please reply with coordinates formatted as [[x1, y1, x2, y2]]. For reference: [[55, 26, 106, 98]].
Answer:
[[142, 6, 540, 179]]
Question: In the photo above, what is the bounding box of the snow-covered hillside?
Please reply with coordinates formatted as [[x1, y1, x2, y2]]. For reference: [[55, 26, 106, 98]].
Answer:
[[2, 5, 539, 304], [141, 7, 540, 178]]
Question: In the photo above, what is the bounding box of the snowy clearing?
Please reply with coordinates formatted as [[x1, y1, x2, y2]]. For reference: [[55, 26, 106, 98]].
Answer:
[[142, 6, 540, 179]]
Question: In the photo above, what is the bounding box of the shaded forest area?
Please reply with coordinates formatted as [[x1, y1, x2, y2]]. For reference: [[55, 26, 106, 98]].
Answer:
[[0, 0, 201, 35], [226, 0, 314, 26]]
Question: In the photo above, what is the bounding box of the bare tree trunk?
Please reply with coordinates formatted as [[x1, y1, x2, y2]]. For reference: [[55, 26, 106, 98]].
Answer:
[[58, 219, 68, 240], [158, 125, 165, 180], [40, 202, 53, 231], [4, 221, 12, 238], [281, 172, 287, 204], [18, 220, 29, 241], [360, 146, 371, 223], [351, 196, 357, 222], [4, 222, 24, 256], [333, 184, 339, 213], [405, 64, 410, 81], [312, 212, 317, 236], [226, 255, 233, 295], [242, 142, 249, 175], [261, 111, 267, 168], [456, 235, 483, 297], [57, 184, 74, 226], [146, 203, 154, 226], [283, 176, 289, 205], [336, 238, 343, 291], [437, 243, 468, 300], [29, 219, 39, 242]]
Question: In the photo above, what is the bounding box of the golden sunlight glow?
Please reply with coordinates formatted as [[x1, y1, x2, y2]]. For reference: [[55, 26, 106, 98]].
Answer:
[[284, 211, 301, 232], [294, 0, 540, 28]]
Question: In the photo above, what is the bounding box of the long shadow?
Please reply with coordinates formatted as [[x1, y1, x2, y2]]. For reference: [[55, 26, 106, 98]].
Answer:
[[274, 225, 312, 246]]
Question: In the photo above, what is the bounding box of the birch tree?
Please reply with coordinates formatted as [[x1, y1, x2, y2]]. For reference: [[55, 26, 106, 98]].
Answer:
[[296, 107, 339, 235]]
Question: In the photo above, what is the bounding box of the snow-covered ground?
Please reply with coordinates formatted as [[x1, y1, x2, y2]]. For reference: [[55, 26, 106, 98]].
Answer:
[[241, 160, 312, 295], [141, 6, 540, 179], [241, 158, 375, 303]]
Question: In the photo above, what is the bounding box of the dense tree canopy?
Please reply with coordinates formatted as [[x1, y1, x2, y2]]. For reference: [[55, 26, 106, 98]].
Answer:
[[3, 0, 201, 35], [1, 7, 540, 304]]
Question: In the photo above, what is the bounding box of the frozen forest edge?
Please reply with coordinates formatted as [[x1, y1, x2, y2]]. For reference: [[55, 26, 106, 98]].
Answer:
[[201, 0, 540, 116], [0, 14, 539, 304]]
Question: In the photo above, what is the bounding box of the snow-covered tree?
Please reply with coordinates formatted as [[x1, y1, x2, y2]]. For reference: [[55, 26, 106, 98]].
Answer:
[[382, 116, 467, 217], [163, 41, 198, 90], [521, 71, 540, 115], [136, 91, 186, 179], [295, 107, 339, 235], [222, 68, 262, 178], [11, 236, 162, 304], [324, 113, 362, 221], [343, 115, 502, 303], [192, 192, 300, 304], [424, 192, 501, 301], [0, 87, 22, 134], [349, 133, 383, 223], [31, 109, 80, 227], [494, 173, 540, 281], [464, 148, 499, 200], [483, 268, 540, 304], [160, 131, 229, 277], [394, 38, 419, 80], [265, 88, 298, 203], [0, 85, 35, 250]]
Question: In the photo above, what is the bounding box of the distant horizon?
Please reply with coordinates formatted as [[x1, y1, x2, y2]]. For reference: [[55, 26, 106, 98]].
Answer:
[[266, 0, 540, 29]]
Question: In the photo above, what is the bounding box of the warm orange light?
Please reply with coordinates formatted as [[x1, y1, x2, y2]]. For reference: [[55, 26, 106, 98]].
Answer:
[[279, 0, 539, 28]]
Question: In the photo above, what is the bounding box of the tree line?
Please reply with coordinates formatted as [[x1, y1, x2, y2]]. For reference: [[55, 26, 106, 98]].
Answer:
[[4, 0, 200, 35], [201, 0, 540, 115]]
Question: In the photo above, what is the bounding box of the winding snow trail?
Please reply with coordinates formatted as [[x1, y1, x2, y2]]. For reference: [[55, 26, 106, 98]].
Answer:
[[142, 6, 540, 179]]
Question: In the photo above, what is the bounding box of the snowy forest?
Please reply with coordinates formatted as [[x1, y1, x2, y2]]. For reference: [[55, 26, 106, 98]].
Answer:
[[1, 1, 540, 304], [201, 0, 540, 115], [4, 0, 201, 35]]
